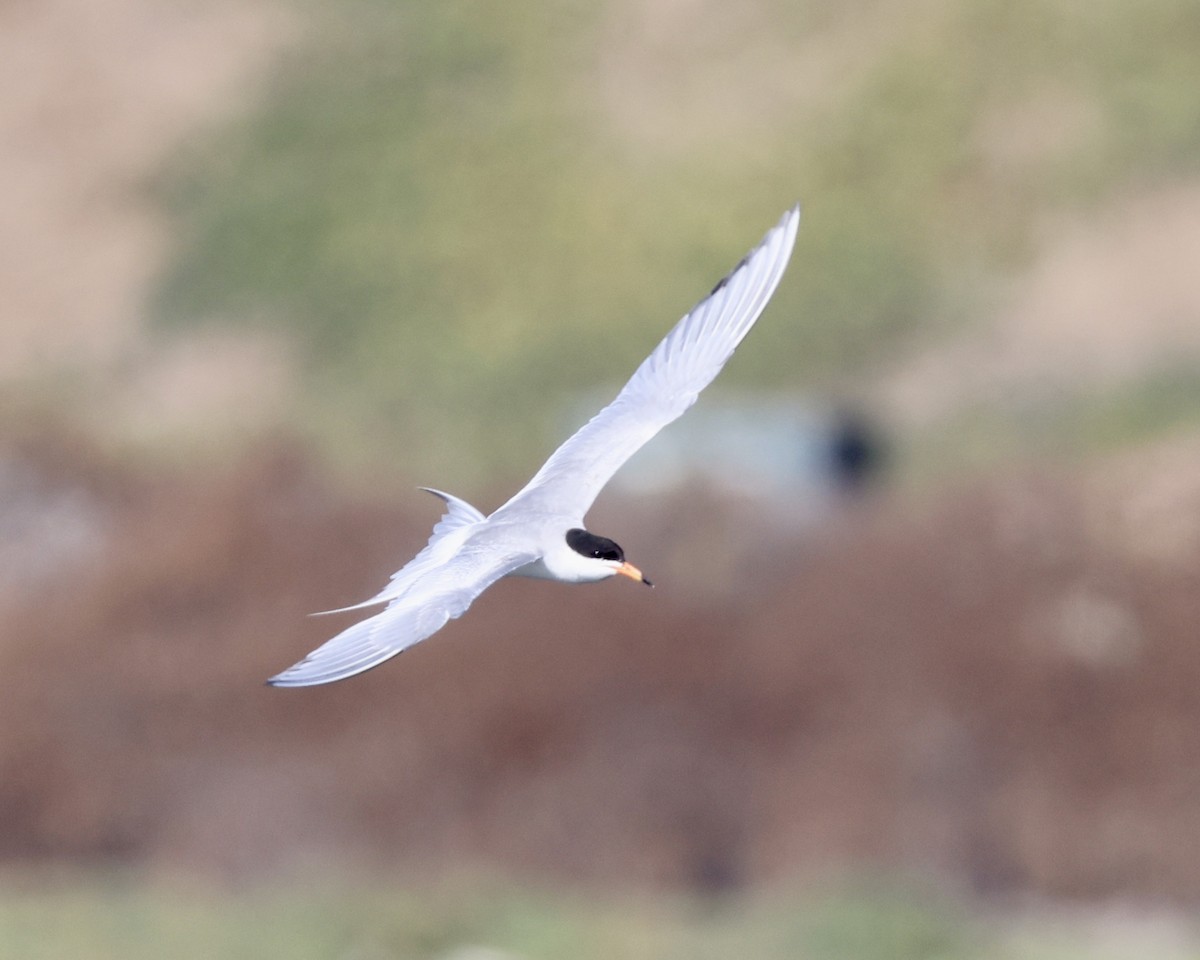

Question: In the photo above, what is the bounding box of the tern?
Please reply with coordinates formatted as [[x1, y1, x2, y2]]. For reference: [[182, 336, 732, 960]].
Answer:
[[268, 205, 800, 687]]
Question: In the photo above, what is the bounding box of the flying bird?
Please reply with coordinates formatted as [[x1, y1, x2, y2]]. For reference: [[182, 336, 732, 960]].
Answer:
[[268, 205, 800, 687]]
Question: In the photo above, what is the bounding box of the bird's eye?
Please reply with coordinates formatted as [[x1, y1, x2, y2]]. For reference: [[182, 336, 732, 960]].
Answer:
[[566, 528, 624, 563]]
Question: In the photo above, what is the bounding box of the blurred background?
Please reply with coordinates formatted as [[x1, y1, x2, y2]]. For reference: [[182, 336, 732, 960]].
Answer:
[[3, 0, 1200, 956]]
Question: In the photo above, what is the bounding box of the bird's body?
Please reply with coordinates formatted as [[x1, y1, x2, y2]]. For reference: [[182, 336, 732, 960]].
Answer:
[[268, 205, 800, 687]]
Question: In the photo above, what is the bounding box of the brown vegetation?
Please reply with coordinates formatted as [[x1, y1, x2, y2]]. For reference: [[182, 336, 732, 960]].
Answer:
[[2, 424, 1199, 901]]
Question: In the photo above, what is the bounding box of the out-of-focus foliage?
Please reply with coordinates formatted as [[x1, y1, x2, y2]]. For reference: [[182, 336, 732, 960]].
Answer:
[[151, 0, 1200, 485], [5, 874, 1192, 960]]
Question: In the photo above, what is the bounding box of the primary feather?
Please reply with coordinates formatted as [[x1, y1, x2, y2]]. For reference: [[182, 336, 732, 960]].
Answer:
[[496, 205, 799, 519]]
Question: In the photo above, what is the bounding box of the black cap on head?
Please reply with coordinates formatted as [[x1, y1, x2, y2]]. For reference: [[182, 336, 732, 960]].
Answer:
[[566, 528, 624, 563]]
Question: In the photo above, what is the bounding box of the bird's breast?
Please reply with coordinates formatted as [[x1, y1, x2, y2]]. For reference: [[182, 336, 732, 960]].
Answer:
[[506, 557, 558, 581]]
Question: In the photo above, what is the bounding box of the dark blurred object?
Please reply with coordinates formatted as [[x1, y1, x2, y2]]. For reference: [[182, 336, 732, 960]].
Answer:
[[826, 407, 888, 495]]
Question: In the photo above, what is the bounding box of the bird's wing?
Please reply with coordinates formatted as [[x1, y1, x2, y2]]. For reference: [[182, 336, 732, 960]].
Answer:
[[496, 205, 799, 521], [267, 542, 537, 687], [311, 487, 487, 617]]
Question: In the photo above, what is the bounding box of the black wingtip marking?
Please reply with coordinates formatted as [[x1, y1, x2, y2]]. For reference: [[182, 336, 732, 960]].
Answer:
[[709, 254, 750, 296]]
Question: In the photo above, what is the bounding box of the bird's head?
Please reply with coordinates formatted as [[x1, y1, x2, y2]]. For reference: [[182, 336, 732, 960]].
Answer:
[[563, 528, 652, 586]]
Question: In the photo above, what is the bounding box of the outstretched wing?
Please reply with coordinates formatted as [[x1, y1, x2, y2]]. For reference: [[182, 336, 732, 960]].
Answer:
[[495, 205, 799, 521], [267, 543, 537, 687], [312, 488, 487, 617]]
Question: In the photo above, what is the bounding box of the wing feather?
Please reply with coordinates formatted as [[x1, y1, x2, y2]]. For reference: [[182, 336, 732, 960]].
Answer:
[[311, 488, 486, 617], [267, 545, 536, 687], [269, 206, 799, 688], [495, 205, 799, 520]]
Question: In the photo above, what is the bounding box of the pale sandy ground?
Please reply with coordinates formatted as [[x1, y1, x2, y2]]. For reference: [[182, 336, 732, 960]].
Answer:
[[0, 0, 297, 433], [881, 181, 1200, 425], [595, 0, 907, 152]]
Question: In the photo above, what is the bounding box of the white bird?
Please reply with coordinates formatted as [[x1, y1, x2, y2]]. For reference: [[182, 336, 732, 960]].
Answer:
[[268, 205, 800, 687]]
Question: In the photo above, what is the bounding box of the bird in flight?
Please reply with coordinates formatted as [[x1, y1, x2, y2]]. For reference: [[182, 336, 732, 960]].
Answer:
[[268, 205, 800, 687]]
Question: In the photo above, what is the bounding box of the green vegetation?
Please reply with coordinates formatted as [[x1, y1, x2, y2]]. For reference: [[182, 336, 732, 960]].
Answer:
[[3, 874, 1192, 960], [150, 0, 1200, 487]]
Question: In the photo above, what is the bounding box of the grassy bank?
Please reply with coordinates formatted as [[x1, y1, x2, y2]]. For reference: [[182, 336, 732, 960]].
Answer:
[[149, 0, 1200, 486], [4, 872, 1194, 960]]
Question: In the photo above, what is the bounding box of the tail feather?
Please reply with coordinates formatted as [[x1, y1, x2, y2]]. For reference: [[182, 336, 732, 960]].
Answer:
[[311, 488, 486, 616]]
